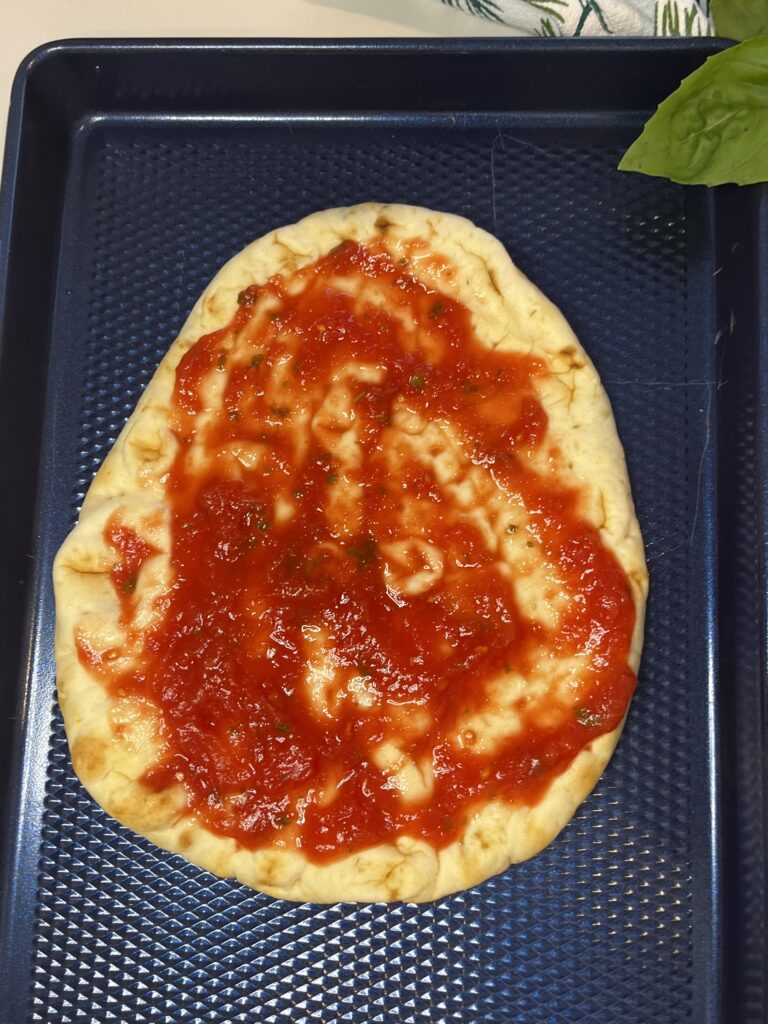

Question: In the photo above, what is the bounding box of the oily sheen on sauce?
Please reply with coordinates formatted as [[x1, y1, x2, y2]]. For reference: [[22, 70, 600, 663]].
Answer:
[[86, 241, 636, 861]]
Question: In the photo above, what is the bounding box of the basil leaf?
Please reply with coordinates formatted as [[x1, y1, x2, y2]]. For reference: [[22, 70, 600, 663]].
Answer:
[[713, 0, 768, 41], [618, 37, 768, 186]]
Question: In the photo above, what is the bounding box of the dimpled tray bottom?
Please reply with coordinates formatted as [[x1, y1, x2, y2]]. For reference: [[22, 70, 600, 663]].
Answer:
[[30, 121, 706, 1024]]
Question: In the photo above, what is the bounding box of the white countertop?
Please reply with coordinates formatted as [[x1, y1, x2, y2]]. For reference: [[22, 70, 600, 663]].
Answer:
[[1, 0, 522, 145]]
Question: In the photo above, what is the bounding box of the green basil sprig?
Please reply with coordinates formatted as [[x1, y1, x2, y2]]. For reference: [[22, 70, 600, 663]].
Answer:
[[618, 37, 768, 186]]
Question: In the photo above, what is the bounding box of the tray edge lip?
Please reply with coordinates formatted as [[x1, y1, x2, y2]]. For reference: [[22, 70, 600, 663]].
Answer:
[[11, 33, 733, 78], [755, 187, 768, 1024]]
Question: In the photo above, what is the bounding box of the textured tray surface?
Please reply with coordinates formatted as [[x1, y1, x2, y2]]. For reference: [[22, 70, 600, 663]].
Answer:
[[5, 39, 760, 1024], [27, 116, 713, 1024]]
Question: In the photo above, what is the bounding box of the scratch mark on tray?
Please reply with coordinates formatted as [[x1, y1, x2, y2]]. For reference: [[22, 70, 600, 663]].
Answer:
[[715, 326, 729, 391], [647, 541, 684, 563], [689, 382, 714, 548], [604, 379, 710, 388], [490, 132, 504, 234], [490, 132, 552, 233]]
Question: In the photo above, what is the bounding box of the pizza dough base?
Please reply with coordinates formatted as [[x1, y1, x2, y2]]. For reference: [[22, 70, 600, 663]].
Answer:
[[54, 204, 648, 903]]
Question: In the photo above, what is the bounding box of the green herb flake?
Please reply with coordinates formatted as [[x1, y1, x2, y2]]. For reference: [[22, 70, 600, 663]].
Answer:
[[348, 537, 377, 568], [120, 573, 137, 594], [293, 488, 305, 499], [326, 472, 338, 484], [217, 352, 227, 371], [526, 540, 534, 548], [227, 408, 240, 421], [237, 285, 259, 307], [249, 353, 264, 369], [283, 547, 300, 572], [275, 722, 291, 735], [429, 300, 446, 319], [506, 524, 518, 534], [409, 374, 426, 391], [619, 38, 768, 186], [276, 814, 291, 827]]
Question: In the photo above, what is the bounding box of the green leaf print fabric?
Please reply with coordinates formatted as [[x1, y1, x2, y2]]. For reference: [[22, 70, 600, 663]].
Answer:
[[437, 0, 713, 36]]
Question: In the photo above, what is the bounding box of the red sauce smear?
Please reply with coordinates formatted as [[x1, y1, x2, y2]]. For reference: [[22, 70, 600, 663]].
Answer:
[[87, 240, 636, 860], [106, 524, 158, 611]]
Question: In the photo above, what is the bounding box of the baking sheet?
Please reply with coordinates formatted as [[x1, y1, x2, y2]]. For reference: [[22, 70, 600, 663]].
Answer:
[[0, 38, 764, 1024]]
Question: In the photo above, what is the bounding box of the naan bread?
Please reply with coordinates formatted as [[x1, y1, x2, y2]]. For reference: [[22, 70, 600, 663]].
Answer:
[[54, 204, 647, 903]]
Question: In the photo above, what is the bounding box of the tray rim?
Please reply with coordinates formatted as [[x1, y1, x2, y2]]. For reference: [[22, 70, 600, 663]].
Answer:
[[0, 34, 760, 1024], [12, 34, 733, 70]]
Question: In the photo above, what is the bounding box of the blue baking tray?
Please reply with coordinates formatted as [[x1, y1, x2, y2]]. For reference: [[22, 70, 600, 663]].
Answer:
[[0, 38, 765, 1024]]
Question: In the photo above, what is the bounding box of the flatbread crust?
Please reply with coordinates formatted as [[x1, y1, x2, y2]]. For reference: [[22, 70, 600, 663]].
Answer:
[[54, 204, 647, 903]]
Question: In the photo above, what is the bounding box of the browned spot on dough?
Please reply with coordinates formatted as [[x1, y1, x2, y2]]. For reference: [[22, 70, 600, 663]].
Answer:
[[71, 735, 109, 783], [203, 294, 225, 318], [375, 218, 392, 230], [259, 852, 282, 884], [177, 829, 194, 851], [113, 783, 184, 833], [558, 345, 585, 371], [477, 834, 491, 852]]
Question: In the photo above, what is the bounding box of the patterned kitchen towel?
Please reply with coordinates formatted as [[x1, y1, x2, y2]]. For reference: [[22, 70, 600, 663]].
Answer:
[[436, 0, 713, 36]]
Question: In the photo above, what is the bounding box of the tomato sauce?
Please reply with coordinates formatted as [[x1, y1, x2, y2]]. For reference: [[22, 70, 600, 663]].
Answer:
[[106, 524, 158, 613], [88, 240, 636, 859]]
